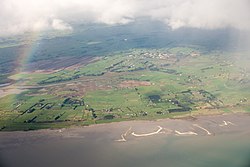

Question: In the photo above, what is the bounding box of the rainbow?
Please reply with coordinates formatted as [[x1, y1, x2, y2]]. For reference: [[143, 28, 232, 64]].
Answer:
[[5, 32, 43, 104], [16, 31, 42, 73]]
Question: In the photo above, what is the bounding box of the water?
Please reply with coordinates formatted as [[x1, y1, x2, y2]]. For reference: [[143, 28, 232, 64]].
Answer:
[[1, 114, 250, 167]]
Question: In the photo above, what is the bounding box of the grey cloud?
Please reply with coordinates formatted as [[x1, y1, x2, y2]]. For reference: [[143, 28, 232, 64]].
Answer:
[[0, 0, 250, 36]]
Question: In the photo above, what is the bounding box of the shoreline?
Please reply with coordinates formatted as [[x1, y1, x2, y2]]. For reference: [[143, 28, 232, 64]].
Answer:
[[0, 111, 249, 133], [0, 112, 250, 136], [0, 111, 250, 154]]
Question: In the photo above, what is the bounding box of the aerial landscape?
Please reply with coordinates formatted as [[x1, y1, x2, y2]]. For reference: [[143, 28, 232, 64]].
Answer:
[[0, 0, 250, 167]]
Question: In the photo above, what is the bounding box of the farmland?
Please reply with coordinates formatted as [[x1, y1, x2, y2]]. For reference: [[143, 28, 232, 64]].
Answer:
[[0, 47, 250, 131]]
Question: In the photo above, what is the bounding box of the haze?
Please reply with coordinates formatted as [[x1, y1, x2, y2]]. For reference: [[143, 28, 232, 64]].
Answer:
[[1, 0, 250, 36]]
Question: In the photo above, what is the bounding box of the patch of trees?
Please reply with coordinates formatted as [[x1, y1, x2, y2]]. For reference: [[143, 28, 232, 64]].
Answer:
[[24, 116, 37, 123], [55, 112, 65, 121], [24, 103, 39, 113], [63, 98, 84, 106], [168, 107, 191, 113], [39, 103, 54, 110], [139, 111, 148, 116], [83, 72, 105, 76], [38, 75, 81, 84], [103, 114, 115, 120], [128, 67, 145, 72], [149, 67, 179, 75], [198, 90, 216, 101], [105, 60, 125, 70], [148, 95, 161, 103], [201, 66, 214, 72]]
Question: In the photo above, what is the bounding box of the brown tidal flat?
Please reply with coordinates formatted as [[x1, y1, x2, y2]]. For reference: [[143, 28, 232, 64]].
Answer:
[[0, 113, 250, 146], [1, 113, 250, 167]]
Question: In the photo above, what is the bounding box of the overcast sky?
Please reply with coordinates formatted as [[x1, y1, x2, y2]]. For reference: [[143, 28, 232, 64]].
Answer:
[[0, 0, 250, 36]]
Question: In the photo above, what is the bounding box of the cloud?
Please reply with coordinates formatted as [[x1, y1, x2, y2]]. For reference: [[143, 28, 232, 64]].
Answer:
[[52, 19, 72, 31], [0, 0, 250, 36]]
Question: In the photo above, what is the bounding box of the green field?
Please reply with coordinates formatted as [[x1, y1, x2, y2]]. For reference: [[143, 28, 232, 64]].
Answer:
[[0, 47, 249, 131]]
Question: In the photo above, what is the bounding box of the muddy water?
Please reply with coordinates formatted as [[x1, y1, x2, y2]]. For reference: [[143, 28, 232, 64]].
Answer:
[[1, 113, 250, 167]]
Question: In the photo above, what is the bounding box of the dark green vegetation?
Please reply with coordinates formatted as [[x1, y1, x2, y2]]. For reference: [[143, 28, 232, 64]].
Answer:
[[0, 46, 249, 131]]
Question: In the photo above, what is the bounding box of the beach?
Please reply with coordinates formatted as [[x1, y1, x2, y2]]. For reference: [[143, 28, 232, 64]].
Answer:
[[0, 113, 250, 167]]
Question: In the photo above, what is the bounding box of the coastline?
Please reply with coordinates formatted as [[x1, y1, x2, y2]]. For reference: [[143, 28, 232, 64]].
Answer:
[[0, 110, 248, 132], [1, 109, 250, 167], [1, 112, 250, 143]]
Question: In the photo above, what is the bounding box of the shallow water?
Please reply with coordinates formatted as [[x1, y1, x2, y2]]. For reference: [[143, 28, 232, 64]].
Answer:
[[1, 114, 250, 167]]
